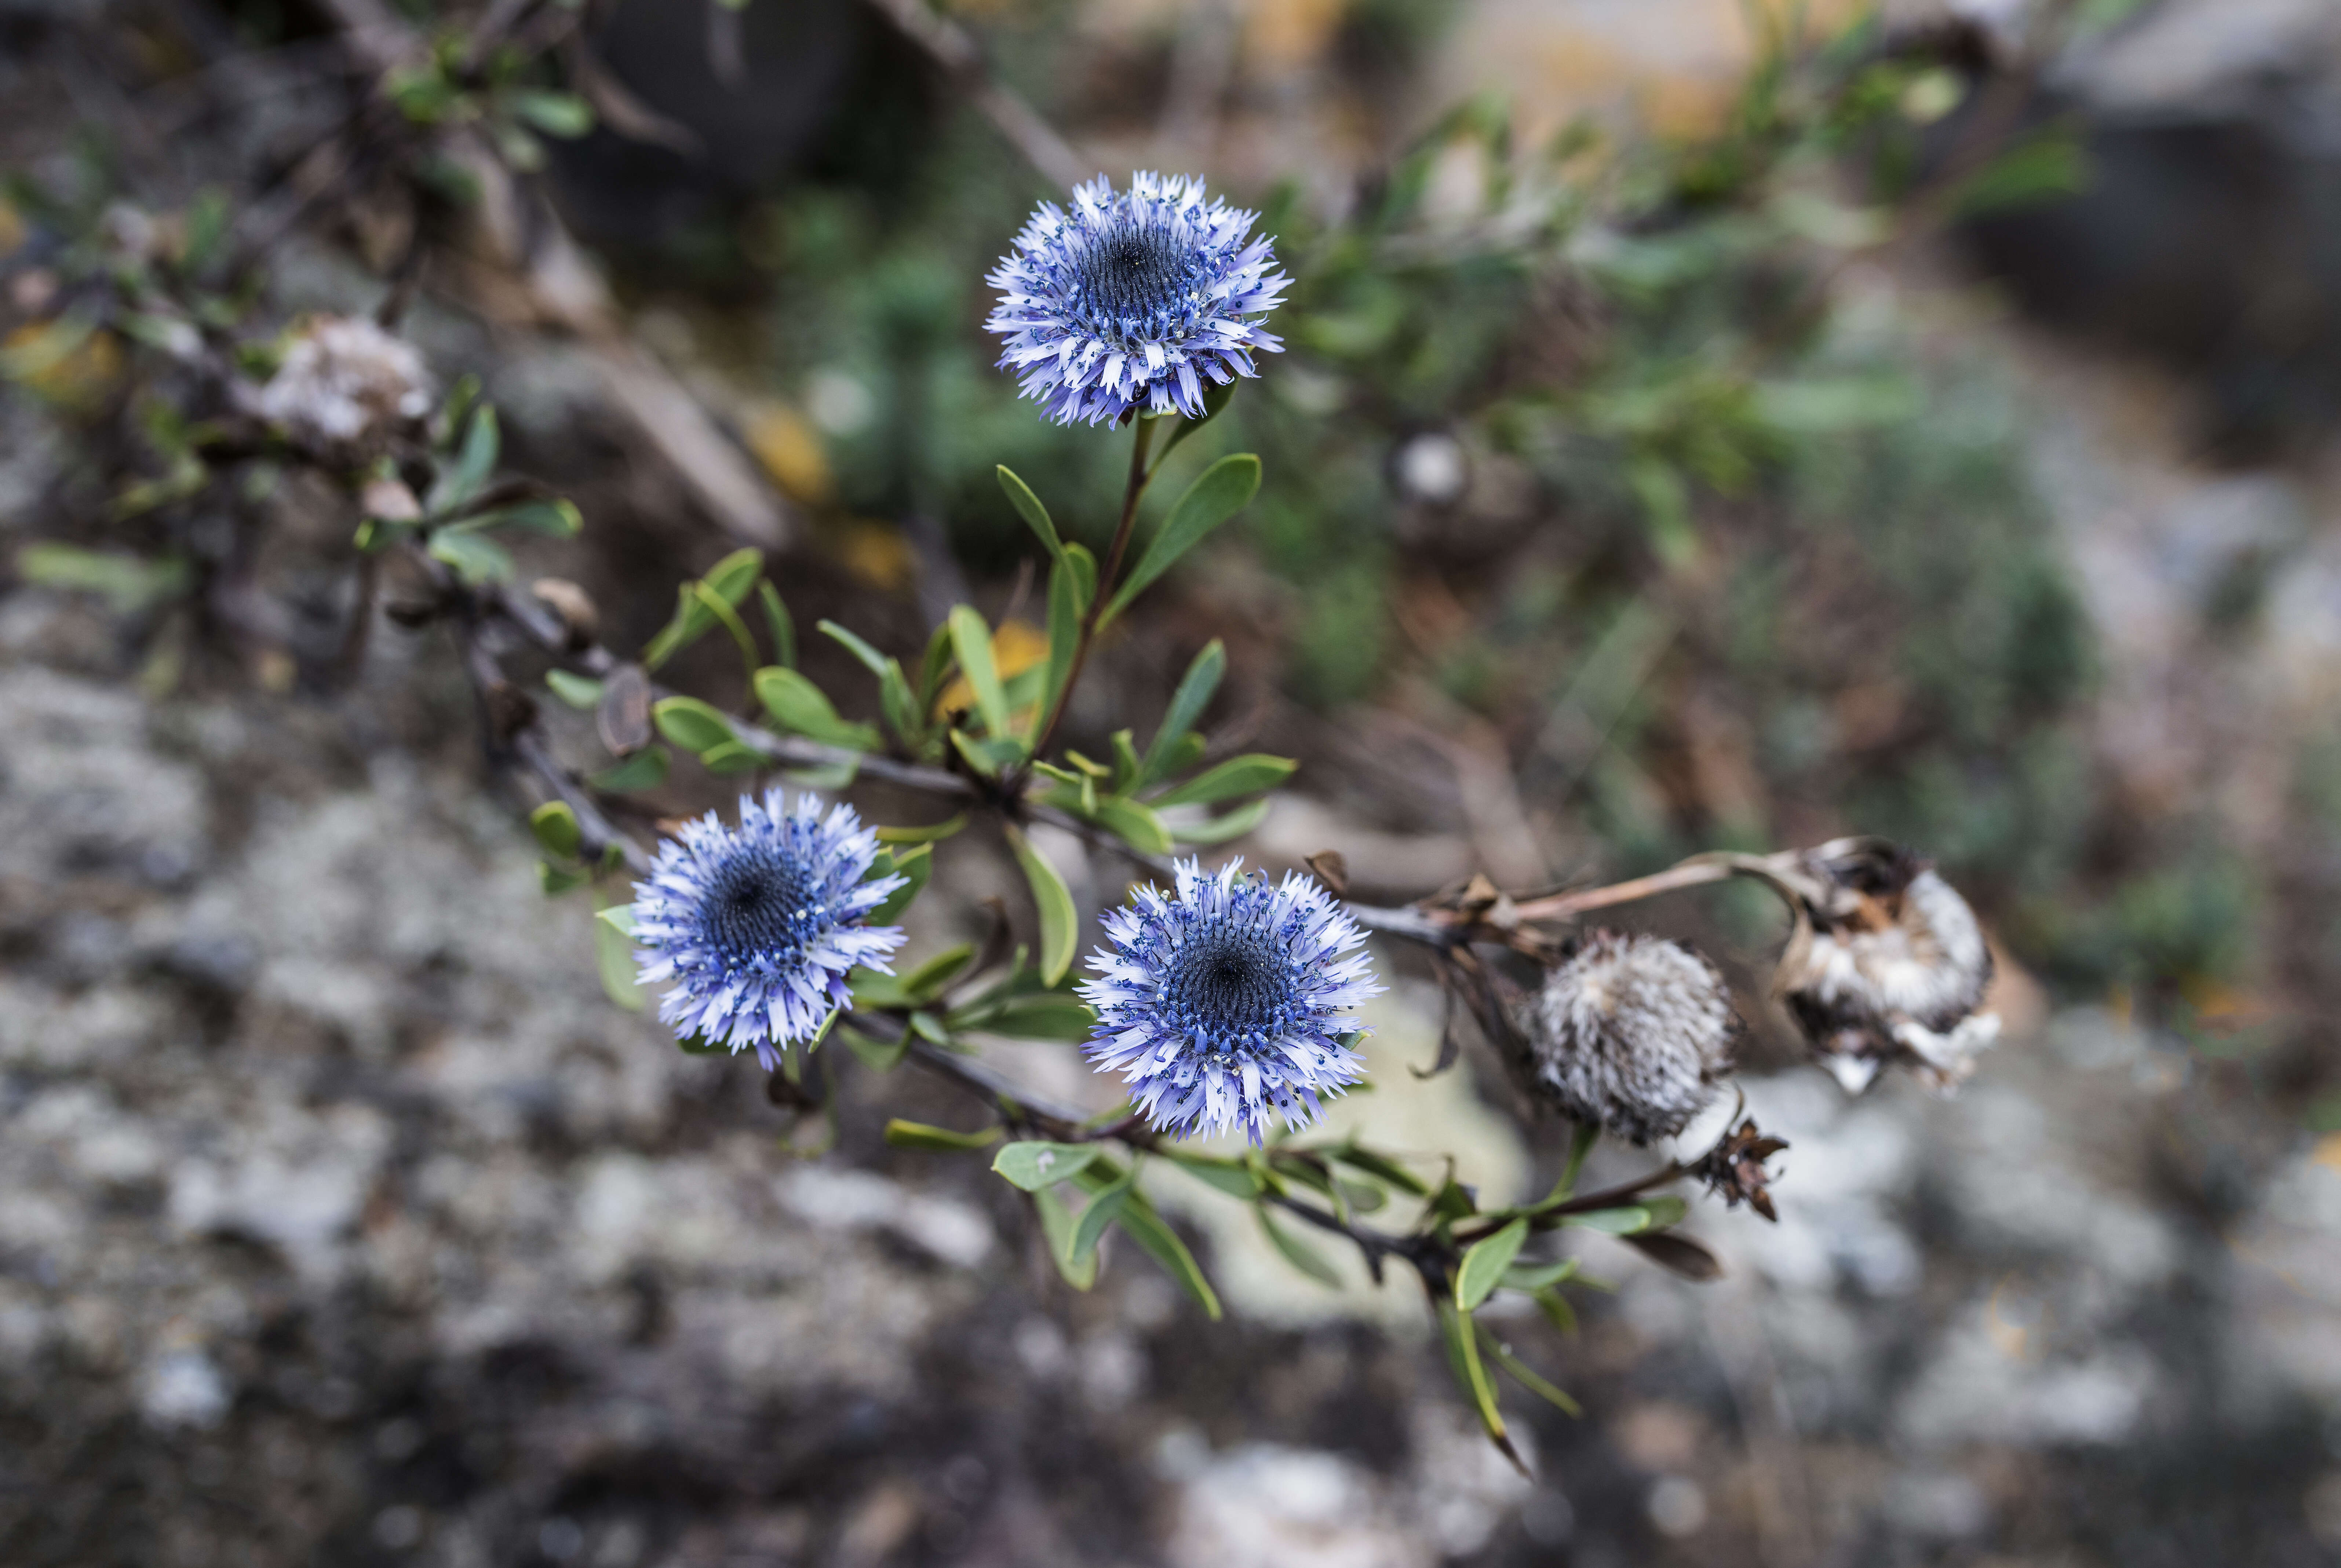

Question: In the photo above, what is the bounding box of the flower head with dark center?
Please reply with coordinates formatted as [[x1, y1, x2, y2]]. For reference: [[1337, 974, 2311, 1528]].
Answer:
[[1078, 858, 1379, 1143], [631, 789, 905, 1069], [986, 172, 1288, 427], [1513, 931, 1737, 1145]]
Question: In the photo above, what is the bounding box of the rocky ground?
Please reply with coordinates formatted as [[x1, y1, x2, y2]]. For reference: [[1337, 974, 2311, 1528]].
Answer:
[[6, 516, 2341, 1566]]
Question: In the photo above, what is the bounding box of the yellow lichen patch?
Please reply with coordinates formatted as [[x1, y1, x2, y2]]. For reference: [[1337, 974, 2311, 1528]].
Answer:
[[743, 400, 833, 506], [827, 518, 915, 593], [3, 321, 125, 413]]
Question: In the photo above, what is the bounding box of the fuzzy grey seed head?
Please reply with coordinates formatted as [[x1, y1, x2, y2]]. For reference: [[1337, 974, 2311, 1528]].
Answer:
[[1779, 844, 1997, 1094], [246, 316, 433, 452], [1517, 931, 1736, 1145]]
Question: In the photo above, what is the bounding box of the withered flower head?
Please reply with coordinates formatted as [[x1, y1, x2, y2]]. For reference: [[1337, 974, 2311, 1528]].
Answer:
[[244, 315, 433, 454], [1515, 930, 1737, 1145], [1773, 837, 1997, 1095], [1693, 1115, 1789, 1222]]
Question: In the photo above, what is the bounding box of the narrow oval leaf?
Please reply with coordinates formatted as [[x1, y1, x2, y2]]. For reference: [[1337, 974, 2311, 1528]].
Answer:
[[1562, 1205, 1653, 1235], [1139, 639, 1225, 784], [589, 744, 670, 793], [754, 666, 879, 750], [1169, 798, 1272, 846], [1115, 1199, 1223, 1319], [1151, 753, 1296, 808], [545, 669, 603, 709], [1090, 796, 1173, 855], [593, 905, 643, 1012], [882, 1119, 1003, 1152], [865, 841, 931, 924], [651, 695, 734, 755], [1104, 453, 1261, 623], [1166, 1152, 1260, 1200], [992, 1140, 1101, 1191], [817, 619, 891, 677], [1035, 1186, 1098, 1290], [1258, 1208, 1342, 1287], [1007, 826, 1078, 986], [528, 801, 583, 859], [1042, 554, 1080, 727], [876, 814, 967, 845], [946, 606, 1011, 738], [1066, 1166, 1138, 1268], [1500, 1256, 1581, 1293], [996, 465, 1063, 559], [1457, 1216, 1530, 1312], [959, 994, 1095, 1042]]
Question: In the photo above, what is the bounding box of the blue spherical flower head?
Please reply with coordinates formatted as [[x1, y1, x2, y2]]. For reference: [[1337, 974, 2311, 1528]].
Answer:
[[632, 789, 906, 1070], [987, 171, 1290, 427], [1079, 858, 1381, 1144]]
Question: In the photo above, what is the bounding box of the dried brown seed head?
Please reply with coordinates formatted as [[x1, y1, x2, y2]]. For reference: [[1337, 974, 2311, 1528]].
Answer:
[[1513, 930, 1737, 1145]]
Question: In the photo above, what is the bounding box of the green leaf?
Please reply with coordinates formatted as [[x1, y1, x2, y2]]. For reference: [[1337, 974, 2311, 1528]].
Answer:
[[865, 842, 931, 924], [817, 619, 891, 678], [699, 740, 759, 776], [1139, 639, 1225, 785], [1153, 376, 1237, 461], [996, 465, 1063, 560], [1066, 1163, 1139, 1269], [643, 547, 763, 670], [876, 815, 966, 845], [15, 544, 192, 613], [430, 404, 500, 514], [589, 744, 670, 793], [545, 669, 602, 709], [470, 497, 581, 536], [1563, 1205, 1654, 1235], [956, 993, 1094, 1041], [1114, 1198, 1223, 1319], [1457, 1217, 1529, 1312], [1104, 453, 1261, 623], [1034, 1187, 1098, 1290], [528, 801, 583, 859], [1437, 1299, 1511, 1454], [895, 943, 976, 1001], [879, 659, 921, 743], [758, 582, 796, 669], [883, 1119, 1002, 1153], [993, 1140, 1102, 1191], [1089, 796, 1173, 856], [1477, 1322, 1582, 1417], [540, 860, 586, 895], [1041, 552, 1081, 727], [1501, 1256, 1581, 1293], [1063, 542, 1098, 615], [1169, 798, 1272, 845], [1007, 826, 1077, 986], [509, 88, 593, 138], [651, 695, 735, 755], [1534, 1286, 1578, 1335], [426, 527, 513, 585], [1258, 1207, 1342, 1286], [946, 605, 1012, 739], [593, 903, 643, 1011], [753, 666, 880, 751], [843, 1019, 911, 1074], [1328, 1144, 1433, 1198], [1165, 1152, 1260, 1200], [1151, 753, 1295, 807], [916, 623, 955, 711]]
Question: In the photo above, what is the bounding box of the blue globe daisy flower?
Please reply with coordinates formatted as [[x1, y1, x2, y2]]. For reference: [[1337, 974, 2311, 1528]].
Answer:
[[1078, 858, 1381, 1144], [986, 171, 1290, 427], [631, 789, 906, 1070]]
